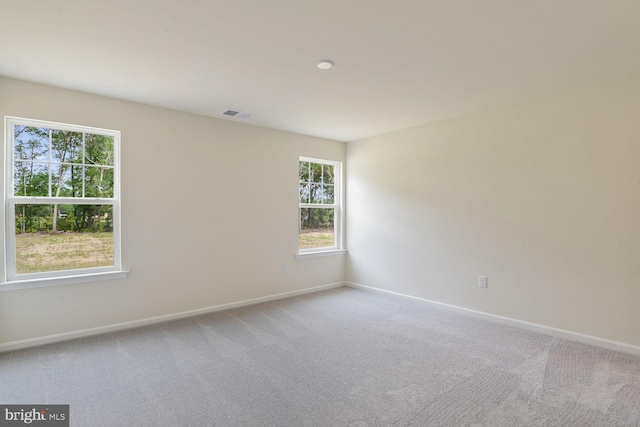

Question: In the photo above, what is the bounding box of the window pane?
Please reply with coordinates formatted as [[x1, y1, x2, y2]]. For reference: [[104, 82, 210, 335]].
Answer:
[[52, 130, 83, 163], [51, 164, 76, 197], [13, 162, 49, 197], [299, 207, 335, 249], [85, 166, 114, 198], [299, 182, 310, 203], [323, 184, 335, 204], [85, 134, 114, 166], [311, 163, 323, 183], [14, 126, 49, 162], [309, 183, 334, 204], [322, 164, 334, 185], [299, 161, 309, 183], [14, 204, 114, 274], [310, 183, 324, 204]]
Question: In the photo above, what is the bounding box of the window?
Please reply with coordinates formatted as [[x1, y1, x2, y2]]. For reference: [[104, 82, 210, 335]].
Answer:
[[4, 116, 122, 284], [298, 157, 342, 253]]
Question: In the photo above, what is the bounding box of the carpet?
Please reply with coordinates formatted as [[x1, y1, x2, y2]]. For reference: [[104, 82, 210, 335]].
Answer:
[[1, 287, 639, 426]]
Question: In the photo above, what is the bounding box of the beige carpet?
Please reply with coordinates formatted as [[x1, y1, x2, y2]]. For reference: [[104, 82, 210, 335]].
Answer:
[[1, 287, 639, 426]]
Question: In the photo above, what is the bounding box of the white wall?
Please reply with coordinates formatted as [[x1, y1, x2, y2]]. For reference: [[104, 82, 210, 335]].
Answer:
[[0, 77, 346, 345], [346, 76, 640, 347], [4, 73, 640, 349]]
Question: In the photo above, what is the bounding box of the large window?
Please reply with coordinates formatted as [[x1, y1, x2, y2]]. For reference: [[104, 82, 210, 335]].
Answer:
[[299, 157, 342, 252], [5, 117, 121, 283]]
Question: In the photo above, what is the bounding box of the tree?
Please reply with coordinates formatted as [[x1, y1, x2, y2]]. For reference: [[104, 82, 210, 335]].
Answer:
[[50, 130, 82, 232], [299, 161, 335, 232], [13, 126, 49, 233], [12, 126, 115, 234], [75, 134, 114, 232]]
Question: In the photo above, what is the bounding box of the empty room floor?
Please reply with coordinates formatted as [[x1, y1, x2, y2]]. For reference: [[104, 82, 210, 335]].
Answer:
[[1, 287, 639, 426]]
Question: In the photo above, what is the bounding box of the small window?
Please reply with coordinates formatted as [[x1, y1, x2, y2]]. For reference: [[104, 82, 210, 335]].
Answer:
[[5, 117, 121, 282], [298, 157, 342, 252]]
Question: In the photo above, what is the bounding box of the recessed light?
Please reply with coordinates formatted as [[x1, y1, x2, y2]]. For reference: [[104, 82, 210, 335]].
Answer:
[[317, 60, 334, 70]]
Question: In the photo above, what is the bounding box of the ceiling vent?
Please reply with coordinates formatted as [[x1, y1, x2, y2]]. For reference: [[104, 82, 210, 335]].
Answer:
[[221, 109, 252, 119]]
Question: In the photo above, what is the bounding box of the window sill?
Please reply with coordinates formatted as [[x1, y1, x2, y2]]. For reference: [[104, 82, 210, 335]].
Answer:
[[0, 270, 129, 291], [296, 249, 347, 259]]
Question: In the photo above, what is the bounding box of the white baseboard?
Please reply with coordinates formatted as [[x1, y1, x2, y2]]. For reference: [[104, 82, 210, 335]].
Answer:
[[345, 281, 640, 356], [0, 282, 344, 353], [7, 281, 639, 357]]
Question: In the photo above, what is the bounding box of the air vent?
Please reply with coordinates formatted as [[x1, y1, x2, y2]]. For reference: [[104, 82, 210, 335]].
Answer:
[[221, 109, 252, 119]]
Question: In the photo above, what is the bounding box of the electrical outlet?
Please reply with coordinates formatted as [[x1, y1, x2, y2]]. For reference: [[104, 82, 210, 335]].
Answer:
[[283, 263, 289, 273], [479, 276, 487, 288]]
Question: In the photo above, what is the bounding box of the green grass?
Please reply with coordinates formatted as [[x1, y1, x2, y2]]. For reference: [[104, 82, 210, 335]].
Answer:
[[15, 232, 114, 274], [299, 230, 335, 249]]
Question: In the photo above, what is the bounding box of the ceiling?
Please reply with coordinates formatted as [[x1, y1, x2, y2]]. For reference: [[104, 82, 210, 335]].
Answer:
[[2, 0, 640, 142]]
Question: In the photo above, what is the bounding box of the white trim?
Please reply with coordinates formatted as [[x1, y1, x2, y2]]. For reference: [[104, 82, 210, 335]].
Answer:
[[10, 196, 116, 204], [0, 282, 344, 353], [0, 270, 128, 291], [299, 203, 338, 209], [296, 249, 347, 259], [299, 156, 341, 167], [6, 115, 119, 136], [345, 282, 640, 356]]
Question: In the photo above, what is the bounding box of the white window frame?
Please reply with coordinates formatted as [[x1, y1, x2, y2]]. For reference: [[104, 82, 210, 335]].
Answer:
[[3, 116, 125, 289], [297, 156, 345, 257]]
